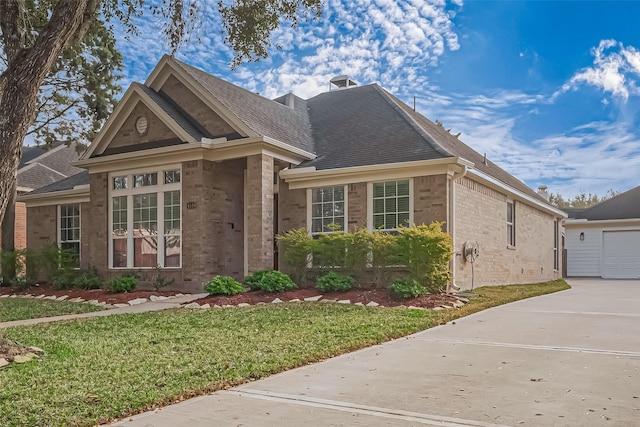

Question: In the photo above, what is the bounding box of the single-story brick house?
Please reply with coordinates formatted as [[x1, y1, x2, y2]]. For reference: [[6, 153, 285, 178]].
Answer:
[[20, 55, 566, 292], [565, 186, 640, 279]]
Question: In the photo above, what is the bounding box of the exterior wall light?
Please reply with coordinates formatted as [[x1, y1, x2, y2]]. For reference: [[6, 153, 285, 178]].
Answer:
[[579, 232, 585, 241]]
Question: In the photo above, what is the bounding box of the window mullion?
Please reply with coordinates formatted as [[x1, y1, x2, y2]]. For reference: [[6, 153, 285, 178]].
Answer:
[[127, 193, 134, 269], [158, 191, 165, 268]]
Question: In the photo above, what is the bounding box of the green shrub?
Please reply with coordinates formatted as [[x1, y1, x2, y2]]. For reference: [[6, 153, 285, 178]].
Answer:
[[244, 270, 270, 291], [316, 271, 354, 292], [370, 231, 400, 287], [389, 278, 428, 299], [51, 270, 77, 290], [277, 228, 313, 284], [246, 270, 296, 292], [108, 274, 138, 293], [396, 222, 452, 293], [204, 275, 244, 295], [73, 268, 103, 290]]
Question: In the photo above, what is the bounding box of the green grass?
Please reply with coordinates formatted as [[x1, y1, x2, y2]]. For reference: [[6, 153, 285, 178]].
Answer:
[[0, 298, 103, 322], [0, 279, 569, 426]]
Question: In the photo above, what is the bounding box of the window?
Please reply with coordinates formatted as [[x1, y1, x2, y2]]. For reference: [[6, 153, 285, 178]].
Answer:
[[113, 176, 128, 190], [110, 167, 181, 268], [372, 180, 410, 230], [554, 220, 559, 270], [507, 201, 516, 246], [59, 204, 80, 267], [310, 186, 346, 234], [133, 172, 157, 188]]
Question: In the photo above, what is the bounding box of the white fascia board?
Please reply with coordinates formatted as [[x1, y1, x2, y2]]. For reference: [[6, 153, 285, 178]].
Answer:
[[201, 136, 315, 164], [75, 142, 209, 173], [19, 187, 90, 207], [280, 158, 471, 189], [466, 169, 567, 218]]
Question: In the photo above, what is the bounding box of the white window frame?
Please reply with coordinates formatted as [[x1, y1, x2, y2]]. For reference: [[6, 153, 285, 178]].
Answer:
[[507, 201, 516, 247], [108, 165, 182, 269], [367, 179, 414, 232], [307, 185, 348, 235], [58, 203, 81, 268]]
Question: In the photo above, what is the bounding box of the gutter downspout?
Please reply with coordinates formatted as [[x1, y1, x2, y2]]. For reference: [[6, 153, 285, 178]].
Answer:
[[447, 164, 468, 293]]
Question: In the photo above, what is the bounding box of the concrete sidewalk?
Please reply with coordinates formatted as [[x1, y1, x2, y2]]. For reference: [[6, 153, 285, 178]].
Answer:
[[110, 279, 640, 426], [0, 293, 207, 329]]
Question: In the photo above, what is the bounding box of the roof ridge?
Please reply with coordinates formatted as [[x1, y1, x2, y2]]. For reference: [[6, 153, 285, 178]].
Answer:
[[371, 85, 453, 158]]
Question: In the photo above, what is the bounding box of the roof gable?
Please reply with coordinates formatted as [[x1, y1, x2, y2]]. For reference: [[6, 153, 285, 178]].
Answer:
[[83, 83, 202, 159]]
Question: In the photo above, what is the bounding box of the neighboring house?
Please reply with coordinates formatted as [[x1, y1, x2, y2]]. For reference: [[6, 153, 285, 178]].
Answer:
[[1, 142, 82, 250], [565, 186, 640, 279], [19, 55, 566, 292]]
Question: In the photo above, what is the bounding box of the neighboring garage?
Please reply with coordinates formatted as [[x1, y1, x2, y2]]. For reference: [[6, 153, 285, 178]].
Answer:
[[565, 185, 640, 279]]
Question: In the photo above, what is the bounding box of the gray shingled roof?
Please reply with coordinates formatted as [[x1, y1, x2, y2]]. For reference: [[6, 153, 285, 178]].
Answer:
[[571, 185, 640, 220], [174, 60, 314, 152], [18, 142, 83, 190], [28, 170, 89, 195], [134, 83, 205, 142], [301, 84, 547, 203]]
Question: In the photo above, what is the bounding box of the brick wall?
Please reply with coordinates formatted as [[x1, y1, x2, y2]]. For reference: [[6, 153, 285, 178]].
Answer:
[[26, 205, 57, 251], [88, 172, 109, 274], [348, 183, 367, 230], [413, 174, 448, 226], [160, 75, 237, 137], [108, 102, 177, 150], [454, 177, 561, 288], [246, 154, 274, 273], [14, 202, 27, 250]]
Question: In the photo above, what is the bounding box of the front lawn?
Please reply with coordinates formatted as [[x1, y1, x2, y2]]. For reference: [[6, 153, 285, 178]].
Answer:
[[0, 298, 103, 322], [0, 279, 569, 426]]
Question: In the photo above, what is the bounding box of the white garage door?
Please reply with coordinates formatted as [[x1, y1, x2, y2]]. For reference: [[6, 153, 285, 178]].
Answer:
[[602, 231, 640, 279]]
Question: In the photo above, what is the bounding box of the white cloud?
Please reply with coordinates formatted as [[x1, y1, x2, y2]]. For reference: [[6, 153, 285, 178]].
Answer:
[[559, 39, 640, 101]]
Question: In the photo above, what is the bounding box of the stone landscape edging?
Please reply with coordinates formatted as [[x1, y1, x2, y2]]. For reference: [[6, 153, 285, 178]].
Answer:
[[0, 292, 186, 309], [179, 294, 468, 311]]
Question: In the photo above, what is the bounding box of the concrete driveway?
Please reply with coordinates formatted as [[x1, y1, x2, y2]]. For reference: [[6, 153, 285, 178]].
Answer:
[[112, 279, 640, 426]]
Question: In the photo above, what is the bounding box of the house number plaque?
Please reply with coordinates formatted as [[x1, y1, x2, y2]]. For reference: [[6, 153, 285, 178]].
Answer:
[[187, 202, 197, 209]]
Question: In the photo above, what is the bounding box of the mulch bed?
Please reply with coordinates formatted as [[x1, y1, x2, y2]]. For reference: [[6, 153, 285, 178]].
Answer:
[[194, 287, 459, 308], [0, 284, 181, 305]]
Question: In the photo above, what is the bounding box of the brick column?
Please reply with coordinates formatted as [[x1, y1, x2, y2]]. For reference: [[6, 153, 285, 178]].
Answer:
[[246, 154, 274, 273]]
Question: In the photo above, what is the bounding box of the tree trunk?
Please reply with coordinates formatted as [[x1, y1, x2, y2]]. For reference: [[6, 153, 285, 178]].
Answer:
[[1, 180, 16, 282]]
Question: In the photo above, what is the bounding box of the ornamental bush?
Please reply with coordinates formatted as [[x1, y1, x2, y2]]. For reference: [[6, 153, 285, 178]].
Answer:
[[316, 271, 354, 292], [276, 228, 313, 284], [204, 275, 244, 296], [108, 273, 138, 293], [396, 222, 452, 293], [245, 270, 296, 292], [389, 278, 428, 299]]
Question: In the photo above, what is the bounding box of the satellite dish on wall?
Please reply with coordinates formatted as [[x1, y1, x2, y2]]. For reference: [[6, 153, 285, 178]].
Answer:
[[464, 241, 480, 263]]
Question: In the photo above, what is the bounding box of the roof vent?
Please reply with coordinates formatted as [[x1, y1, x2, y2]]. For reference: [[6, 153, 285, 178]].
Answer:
[[330, 75, 357, 90]]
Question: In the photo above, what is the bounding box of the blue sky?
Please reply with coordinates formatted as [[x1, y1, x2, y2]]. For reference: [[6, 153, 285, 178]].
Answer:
[[113, 0, 640, 198]]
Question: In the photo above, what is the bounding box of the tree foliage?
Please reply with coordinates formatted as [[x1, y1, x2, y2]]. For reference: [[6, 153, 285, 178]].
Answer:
[[0, 0, 323, 227], [548, 189, 619, 209]]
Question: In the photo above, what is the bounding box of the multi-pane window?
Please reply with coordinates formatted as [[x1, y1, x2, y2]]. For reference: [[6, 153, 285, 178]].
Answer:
[[110, 167, 181, 268], [164, 170, 181, 184], [311, 186, 345, 234], [133, 172, 157, 188], [372, 180, 410, 230], [113, 176, 128, 190], [554, 220, 559, 270], [164, 190, 181, 267], [507, 201, 516, 246], [133, 193, 158, 267], [112, 196, 128, 267], [59, 204, 80, 267]]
